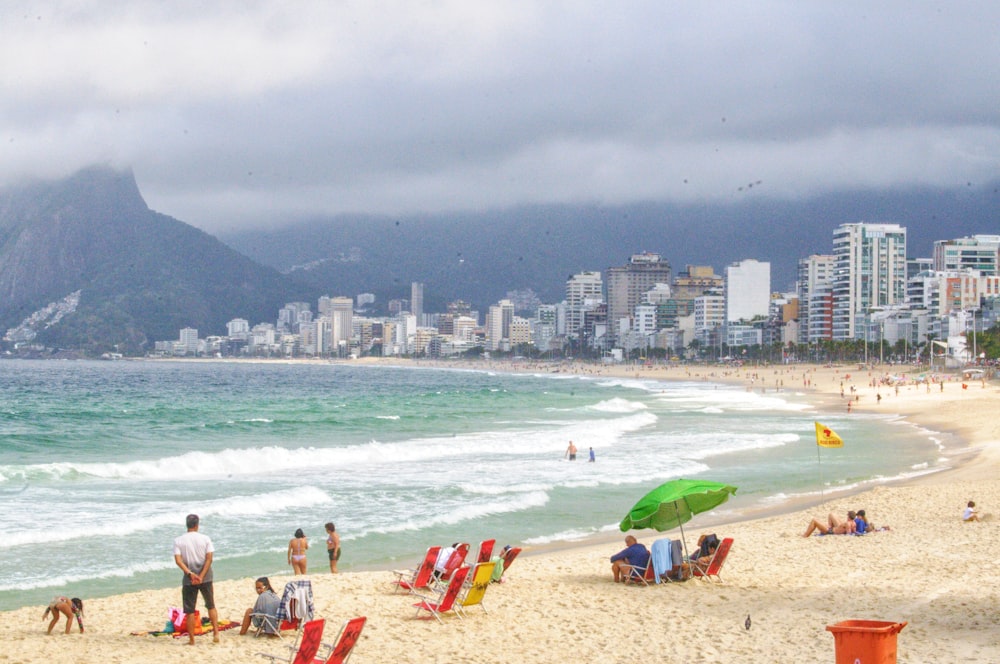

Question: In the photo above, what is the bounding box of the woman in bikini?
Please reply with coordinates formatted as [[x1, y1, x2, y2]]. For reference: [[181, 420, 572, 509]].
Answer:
[[43, 596, 84, 634], [287, 528, 309, 575]]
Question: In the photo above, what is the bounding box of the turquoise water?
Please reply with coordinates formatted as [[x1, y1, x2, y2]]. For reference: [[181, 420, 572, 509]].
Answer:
[[0, 360, 941, 611]]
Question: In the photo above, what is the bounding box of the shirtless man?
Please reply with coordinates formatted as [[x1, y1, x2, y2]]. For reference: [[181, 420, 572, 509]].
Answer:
[[565, 441, 577, 460], [802, 511, 857, 537]]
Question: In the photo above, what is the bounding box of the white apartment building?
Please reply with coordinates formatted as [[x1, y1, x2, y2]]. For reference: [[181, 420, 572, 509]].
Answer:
[[797, 255, 834, 343], [179, 327, 199, 355], [565, 271, 603, 339], [933, 235, 1000, 275], [831, 223, 907, 341], [725, 259, 771, 324], [485, 300, 514, 351], [329, 297, 353, 350], [694, 294, 725, 346], [226, 318, 250, 340]]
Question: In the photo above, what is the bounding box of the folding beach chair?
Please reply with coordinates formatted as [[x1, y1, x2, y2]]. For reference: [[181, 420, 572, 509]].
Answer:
[[492, 546, 522, 583], [455, 561, 495, 617], [392, 545, 441, 594], [315, 616, 366, 664], [622, 558, 656, 586], [431, 542, 470, 589], [691, 537, 733, 583], [475, 539, 496, 563], [413, 565, 471, 624], [257, 618, 325, 664]]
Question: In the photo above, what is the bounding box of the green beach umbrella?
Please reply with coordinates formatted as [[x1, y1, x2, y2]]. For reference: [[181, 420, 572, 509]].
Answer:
[[619, 478, 737, 536]]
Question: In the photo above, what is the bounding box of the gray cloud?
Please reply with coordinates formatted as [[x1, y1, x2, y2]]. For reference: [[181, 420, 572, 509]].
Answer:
[[1, 1, 998, 231]]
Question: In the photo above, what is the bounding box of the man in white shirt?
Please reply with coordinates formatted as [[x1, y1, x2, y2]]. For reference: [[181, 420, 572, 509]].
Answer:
[[173, 514, 220, 644]]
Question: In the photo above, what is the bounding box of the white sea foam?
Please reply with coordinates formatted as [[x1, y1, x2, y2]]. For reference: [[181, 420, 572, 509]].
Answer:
[[0, 486, 333, 549], [0, 558, 176, 593]]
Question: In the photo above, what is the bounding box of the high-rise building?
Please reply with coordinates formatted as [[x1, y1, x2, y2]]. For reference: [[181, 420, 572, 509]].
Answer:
[[330, 297, 354, 352], [485, 299, 514, 351], [565, 271, 603, 339], [179, 327, 199, 355], [724, 259, 771, 324], [797, 255, 835, 343], [831, 223, 907, 340], [227, 318, 250, 340], [933, 235, 1000, 275], [411, 282, 424, 323], [606, 253, 671, 346]]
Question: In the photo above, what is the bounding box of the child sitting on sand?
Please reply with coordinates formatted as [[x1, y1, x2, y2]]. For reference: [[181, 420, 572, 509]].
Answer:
[[963, 501, 980, 522]]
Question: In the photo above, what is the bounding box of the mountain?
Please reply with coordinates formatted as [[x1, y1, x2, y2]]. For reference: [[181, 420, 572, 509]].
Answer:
[[221, 183, 1000, 312], [0, 166, 311, 354]]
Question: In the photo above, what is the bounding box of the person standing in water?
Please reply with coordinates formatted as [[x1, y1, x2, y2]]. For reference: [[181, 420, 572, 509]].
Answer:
[[325, 522, 341, 573], [588, 447, 595, 462], [288, 528, 309, 575], [565, 441, 577, 460]]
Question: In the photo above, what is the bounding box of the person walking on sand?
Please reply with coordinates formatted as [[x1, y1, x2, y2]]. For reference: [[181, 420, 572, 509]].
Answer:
[[325, 522, 341, 573], [288, 528, 309, 575], [565, 440, 577, 460], [43, 596, 83, 635], [173, 514, 219, 644]]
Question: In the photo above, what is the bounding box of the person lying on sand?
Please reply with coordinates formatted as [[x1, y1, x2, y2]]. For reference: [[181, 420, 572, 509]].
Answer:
[[802, 511, 857, 537]]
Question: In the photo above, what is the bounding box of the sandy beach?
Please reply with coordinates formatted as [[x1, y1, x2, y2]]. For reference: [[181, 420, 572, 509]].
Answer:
[[4, 361, 998, 663]]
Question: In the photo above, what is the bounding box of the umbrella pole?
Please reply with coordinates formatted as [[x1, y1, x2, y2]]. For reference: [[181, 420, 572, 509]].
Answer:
[[676, 500, 691, 572]]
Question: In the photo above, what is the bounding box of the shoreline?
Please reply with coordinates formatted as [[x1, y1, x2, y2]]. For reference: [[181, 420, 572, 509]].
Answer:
[[6, 359, 999, 662]]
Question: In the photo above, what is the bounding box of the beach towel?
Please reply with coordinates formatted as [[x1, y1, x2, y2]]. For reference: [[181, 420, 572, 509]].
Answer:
[[650, 538, 682, 583], [130, 617, 240, 638], [277, 579, 315, 623]]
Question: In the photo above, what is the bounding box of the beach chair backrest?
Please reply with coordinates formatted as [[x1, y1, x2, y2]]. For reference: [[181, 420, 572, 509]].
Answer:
[[438, 566, 471, 611], [415, 546, 441, 585], [462, 562, 494, 607], [502, 547, 522, 572], [477, 539, 496, 563], [704, 537, 732, 575], [322, 616, 366, 664], [291, 619, 325, 664]]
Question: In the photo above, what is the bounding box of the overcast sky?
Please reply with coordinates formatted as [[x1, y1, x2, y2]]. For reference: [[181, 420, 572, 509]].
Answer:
[[2, 1, 998, 232]]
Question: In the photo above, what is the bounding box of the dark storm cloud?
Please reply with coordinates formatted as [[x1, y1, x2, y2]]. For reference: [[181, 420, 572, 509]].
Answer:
[[1, 1, 997, 231]]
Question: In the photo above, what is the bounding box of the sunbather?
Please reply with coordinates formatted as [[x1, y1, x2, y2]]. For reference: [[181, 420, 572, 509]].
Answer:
[[610, 535, 650, 582], [802, 511, 857, 537]]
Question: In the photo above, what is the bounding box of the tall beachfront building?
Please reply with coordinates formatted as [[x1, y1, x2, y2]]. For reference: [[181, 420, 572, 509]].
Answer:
[[411, 282, 424, 324], [329, 296, 354, 354], [605, 253, 671, 346], [724, 259, 771, 324], [797, 255, 835, 343], [565, 271, 603, 339], [831, 222, 907, 341], [485, 299, 514, 351]]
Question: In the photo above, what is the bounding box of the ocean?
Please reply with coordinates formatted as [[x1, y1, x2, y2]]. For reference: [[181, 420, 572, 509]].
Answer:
[[0, 359, 943, 611]]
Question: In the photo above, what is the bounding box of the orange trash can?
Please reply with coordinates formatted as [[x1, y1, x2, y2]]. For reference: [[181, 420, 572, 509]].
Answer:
[[826, 620, 907, 664]]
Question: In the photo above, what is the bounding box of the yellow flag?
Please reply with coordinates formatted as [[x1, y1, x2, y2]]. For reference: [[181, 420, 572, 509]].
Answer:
[[815, 421, 844, 448]]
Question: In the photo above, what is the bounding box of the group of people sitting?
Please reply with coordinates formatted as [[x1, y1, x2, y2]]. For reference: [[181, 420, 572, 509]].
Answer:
[[802, 509, 882, 537], [610, 533, 720, 583]]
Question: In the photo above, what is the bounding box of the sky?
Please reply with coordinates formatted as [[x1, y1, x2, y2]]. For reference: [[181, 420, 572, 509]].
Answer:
[[1, 1, 998, 233]]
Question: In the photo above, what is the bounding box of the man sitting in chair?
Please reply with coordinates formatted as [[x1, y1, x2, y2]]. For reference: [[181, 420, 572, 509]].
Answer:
[[610, 535, 650, 583]]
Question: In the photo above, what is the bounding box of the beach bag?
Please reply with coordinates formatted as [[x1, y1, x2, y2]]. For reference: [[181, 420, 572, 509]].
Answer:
[[169, 607, 201, 634]]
